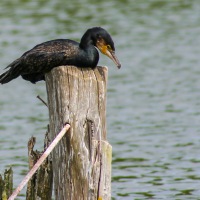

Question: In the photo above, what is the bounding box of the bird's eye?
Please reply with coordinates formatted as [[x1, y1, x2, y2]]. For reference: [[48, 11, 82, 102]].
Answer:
[[106, 45, 111, 49]]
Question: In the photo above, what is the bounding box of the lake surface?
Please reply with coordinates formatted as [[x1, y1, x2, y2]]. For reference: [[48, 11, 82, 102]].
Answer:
[[1, 0, 200, 199]]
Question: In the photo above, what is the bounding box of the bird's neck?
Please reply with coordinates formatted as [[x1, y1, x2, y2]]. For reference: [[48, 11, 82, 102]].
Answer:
[[79, 46, 99, 68], [79, 30, 94, 49], [79, 30, 99, 68]]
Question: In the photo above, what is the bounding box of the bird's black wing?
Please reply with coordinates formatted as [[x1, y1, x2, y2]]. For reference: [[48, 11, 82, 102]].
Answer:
[[21, 50, 67, 73], [20, 39, 80, 74], [0, 39, 80, 84]]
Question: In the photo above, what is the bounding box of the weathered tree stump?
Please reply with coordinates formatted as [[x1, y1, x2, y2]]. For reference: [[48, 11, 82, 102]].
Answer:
[[46, 66, 112, 200], [0, 167, 13, 200], [26, 129, 53, 200]]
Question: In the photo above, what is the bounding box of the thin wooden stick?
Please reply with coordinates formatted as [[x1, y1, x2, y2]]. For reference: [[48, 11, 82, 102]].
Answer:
[[37, 95, 48, 107], [8, 124, 70, 200]]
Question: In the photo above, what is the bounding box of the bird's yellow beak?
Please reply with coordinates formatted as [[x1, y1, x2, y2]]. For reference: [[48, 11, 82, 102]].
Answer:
[[96, 42, 121, 69]]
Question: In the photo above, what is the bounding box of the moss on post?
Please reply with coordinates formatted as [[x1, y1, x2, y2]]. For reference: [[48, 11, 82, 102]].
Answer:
[[26, 131, 53, 200], [0, 167, 13, 200]]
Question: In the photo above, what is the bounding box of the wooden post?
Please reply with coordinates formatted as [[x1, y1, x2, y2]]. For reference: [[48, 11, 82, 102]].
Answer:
[[9, 124, 69, 200], [45, 66, 112, 200], [26, 131, 53, 200], [0, 167, 13, 200]]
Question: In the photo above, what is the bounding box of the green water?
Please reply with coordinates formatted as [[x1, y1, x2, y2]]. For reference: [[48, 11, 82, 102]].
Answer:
[[1, 0, 200, 199]]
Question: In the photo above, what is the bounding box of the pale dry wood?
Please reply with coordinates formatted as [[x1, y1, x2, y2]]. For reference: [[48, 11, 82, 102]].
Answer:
[[46, 66, 112, 200]]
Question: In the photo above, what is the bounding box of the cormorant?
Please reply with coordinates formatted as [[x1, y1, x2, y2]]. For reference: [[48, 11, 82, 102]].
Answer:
[[0, 27, 121, 84]]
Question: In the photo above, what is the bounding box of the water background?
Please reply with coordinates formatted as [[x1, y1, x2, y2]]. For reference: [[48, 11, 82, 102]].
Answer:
[[1, 0, 200, 199]]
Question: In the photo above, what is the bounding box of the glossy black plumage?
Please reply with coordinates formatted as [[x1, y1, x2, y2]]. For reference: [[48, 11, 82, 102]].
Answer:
[[0, 27, 121, 84]]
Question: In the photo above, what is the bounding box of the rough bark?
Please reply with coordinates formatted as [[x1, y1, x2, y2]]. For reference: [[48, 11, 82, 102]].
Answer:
[[0, 167, 13, 200], [26, 129, 53, 200], [46, 66, 112, 200]]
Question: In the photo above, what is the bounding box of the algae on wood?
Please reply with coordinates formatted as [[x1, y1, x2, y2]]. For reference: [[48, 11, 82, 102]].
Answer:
[[0, 167, 13, 200], [26, 129, 53, 200]]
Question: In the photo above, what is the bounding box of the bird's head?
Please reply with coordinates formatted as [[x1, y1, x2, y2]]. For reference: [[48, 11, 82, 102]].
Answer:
[[93, 27, 121, 69], [81, 27, 121, 69]]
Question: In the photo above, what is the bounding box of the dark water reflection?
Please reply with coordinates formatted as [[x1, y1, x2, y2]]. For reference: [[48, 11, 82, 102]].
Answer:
[[1, 0, 200, 199]]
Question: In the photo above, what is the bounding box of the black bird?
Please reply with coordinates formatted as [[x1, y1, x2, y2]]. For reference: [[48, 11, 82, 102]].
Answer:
[[0, 27, 121, 84]]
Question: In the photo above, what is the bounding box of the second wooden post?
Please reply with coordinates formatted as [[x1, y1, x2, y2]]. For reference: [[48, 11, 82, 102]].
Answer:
[[45, 66, 112, 200]]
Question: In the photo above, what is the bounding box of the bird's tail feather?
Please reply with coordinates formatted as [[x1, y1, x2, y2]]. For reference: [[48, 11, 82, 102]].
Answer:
[[0, 59, 22, 84]]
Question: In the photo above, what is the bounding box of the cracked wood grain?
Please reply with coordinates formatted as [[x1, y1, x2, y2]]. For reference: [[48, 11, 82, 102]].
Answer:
[[45, 66, 112, 200]]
